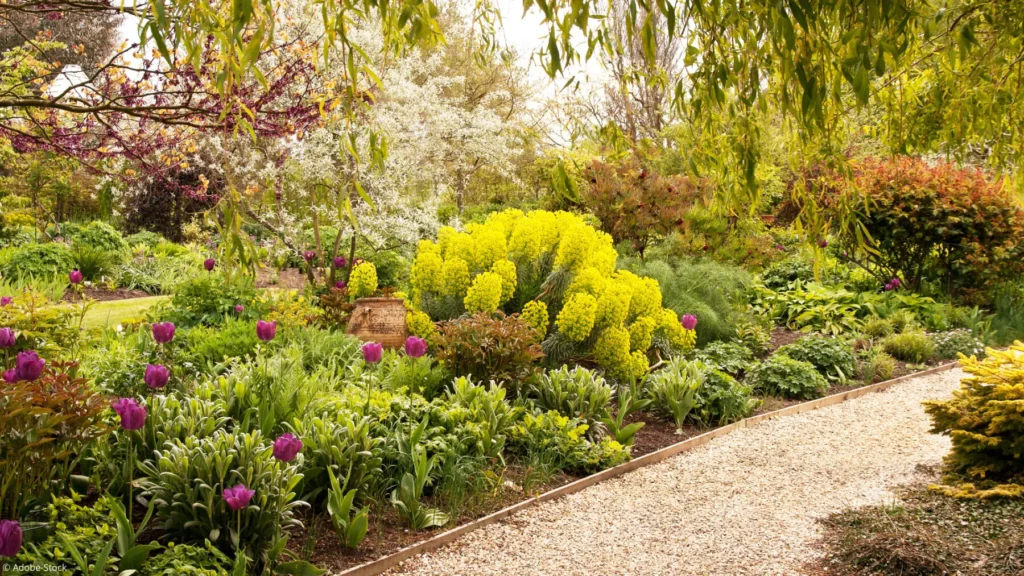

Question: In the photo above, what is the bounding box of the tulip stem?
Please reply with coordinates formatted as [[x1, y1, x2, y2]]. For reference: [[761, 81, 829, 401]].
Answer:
[[127, 433, 134, 523]]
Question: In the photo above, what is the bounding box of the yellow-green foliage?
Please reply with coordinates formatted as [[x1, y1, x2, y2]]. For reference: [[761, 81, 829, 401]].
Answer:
[[594, 326, 632, 380], [924, 342, 1024, 499], [406, 310, 438, 343], [464, 271, 503, 313], [521, 300, 549, 334], [490, 259, 517, 304], [440, 257, 470, 297], [556, 293, 598, 342], [348, 262, 378, 298], [628, 316, 656, 352], [409, 209, 696, 379], [410, 249, 443, 294]]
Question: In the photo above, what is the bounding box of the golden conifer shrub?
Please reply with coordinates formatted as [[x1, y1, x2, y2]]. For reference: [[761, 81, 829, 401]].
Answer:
[[924, 342, 1024, 499]]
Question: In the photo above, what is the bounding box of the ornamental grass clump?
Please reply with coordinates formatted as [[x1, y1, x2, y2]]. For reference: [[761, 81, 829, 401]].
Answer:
[[408, 209, 696, 381], [924, 342, 1024, 499]]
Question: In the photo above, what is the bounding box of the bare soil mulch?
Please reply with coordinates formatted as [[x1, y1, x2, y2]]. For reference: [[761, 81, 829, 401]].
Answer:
[[806, 467, 1024, 576], [63, 287, 153, 302]]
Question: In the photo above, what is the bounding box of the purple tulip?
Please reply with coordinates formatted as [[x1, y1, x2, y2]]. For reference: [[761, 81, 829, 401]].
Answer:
[[891, 277, 901, 288], [69, 269, 83, 284], [333, 256, 347, 268], [303, 250, 316, 262], [0, 519, 22, 557], [335, 281, 347, 290], [819, 239, 828, 248], [0, 327, 15, 349], [842, 251, 849, 259], [145, 364, 170, 389], [235, 304, 245, 314], [775, 244, 785, 251], [272, 433, 303, 462], [404, 336, 427, 358], [256, 320, 277, 342], [680, 314, 698, 331], [2, 369, 15, 383], [15, 350, 45, 382], [112, 398, 147, 431], [362, 342, 383, 364], [204, 258, 216, 271], [0, 296, 11, 307], [152, 322, 176, 344], [223, 484, 255, 511]]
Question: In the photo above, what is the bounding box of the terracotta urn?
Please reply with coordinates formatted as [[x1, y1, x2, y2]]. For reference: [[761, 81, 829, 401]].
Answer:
[[345, 297, 409, 349]]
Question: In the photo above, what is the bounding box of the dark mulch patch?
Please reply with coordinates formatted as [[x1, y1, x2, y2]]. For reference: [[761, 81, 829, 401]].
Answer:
[[291, 468, 574, 572], [807, 469, 1024, 576], [255, 267, 308, 290], [64, 287, 152, 302], [767, 327, 806, 353], [626, 411, 701, 457]]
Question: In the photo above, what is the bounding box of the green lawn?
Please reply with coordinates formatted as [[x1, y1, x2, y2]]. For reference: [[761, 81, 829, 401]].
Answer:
[[81, 296, 169, 330]]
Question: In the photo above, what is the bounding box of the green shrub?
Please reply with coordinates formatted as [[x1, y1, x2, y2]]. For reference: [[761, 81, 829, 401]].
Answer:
[[530, 366, 613, 434], [776, 335, 856, 382], [80, 330, 155, 397], [760, 256, 813, 290], [138, 429, 305, 566], [692, 369, 760, 426], [690, 341, 755, 377], [860, 351, 897, 383], [746, 355, 829, 399], [630, 258, 752, 345], [931, 329, 986, 360], [71, 220, 128, 253], [161, 273, 262, 327], [0, 243, 75, 281], [376, 352, 452, 399], [924, 344, 1024, 498], [181, 319, 260, 369], [880, 331, 935, 363], [860, 317, 894, 339], [71, 244, 115, 281], [117, 252, 205, 294], [646, 358, 708, 429], [126, 230, 167, 248]]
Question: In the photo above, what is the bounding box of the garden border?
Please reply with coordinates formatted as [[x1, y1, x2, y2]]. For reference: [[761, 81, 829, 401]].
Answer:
[[335, 361, 959, 576]]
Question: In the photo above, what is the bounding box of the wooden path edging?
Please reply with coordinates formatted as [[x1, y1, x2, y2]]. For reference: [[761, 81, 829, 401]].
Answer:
[[335, 362, 959, 576]]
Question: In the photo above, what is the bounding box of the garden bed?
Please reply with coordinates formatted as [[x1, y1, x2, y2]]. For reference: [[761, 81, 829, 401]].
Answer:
[[304, 362, 957, 575]]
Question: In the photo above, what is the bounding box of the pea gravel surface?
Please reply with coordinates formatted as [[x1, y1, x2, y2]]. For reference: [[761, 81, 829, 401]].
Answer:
[[385, 368, 963, 576]]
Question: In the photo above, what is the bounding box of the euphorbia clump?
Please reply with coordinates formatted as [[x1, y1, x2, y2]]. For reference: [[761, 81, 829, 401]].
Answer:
[[408, 209, 697, 380]]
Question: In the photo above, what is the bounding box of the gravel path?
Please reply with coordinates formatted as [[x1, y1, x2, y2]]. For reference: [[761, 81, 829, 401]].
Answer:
[[387, 368, 963, 576]]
